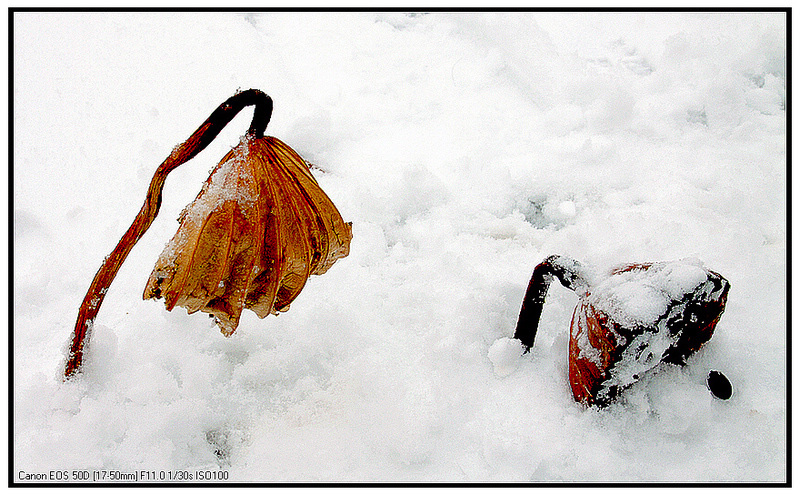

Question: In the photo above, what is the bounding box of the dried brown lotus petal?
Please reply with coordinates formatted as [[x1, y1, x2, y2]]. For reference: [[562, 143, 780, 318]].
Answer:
[[144, 135, 352, 336]]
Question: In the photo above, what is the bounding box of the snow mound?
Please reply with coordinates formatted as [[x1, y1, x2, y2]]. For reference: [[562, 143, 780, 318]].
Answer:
[[488, 337, 525, 377]]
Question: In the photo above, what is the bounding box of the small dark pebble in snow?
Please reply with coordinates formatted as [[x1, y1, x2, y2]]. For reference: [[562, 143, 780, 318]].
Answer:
[[707, 370, 732, 400]]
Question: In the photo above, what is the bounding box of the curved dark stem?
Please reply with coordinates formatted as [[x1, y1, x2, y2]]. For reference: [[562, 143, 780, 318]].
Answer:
[[513, 255, 589, 352], [64, 89, 273, 379], [168, 89, 273, 168], [244, 90, 273, 138]]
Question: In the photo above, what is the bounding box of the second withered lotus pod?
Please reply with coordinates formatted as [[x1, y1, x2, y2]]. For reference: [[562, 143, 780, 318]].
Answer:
[[64, 89, 352, 377], [513, 255, 731, 406]]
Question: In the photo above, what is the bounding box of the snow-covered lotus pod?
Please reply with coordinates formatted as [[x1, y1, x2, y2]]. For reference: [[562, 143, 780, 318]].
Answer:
[[514, 255, 730, 406], [143, 134, 352, 336], [64, 89, 351, 378]]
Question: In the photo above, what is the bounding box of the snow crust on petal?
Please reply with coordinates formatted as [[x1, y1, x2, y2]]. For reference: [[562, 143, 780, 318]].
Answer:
[[589, 259, 710, 328]]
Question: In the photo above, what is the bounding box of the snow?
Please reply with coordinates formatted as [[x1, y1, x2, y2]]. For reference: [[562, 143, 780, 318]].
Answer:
[[198, 135, 260, 212], [487, 337, 524, 377], [12, 11, 786, 483]]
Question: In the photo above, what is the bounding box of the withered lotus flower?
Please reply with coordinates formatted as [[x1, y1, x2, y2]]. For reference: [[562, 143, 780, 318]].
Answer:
[[64, 89, 351, 378], [513, 255, 730, 406], [143, 134, 352, 336]]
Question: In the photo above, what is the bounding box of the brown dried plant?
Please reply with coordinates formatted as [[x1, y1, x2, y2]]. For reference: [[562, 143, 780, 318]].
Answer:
[[513, 255, 730, 406], [143, 134, 352, 336], [64, 89, 352, 378]]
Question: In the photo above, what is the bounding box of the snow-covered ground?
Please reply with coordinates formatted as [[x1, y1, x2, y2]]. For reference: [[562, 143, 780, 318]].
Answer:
[[13, 11, 786, 483]]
